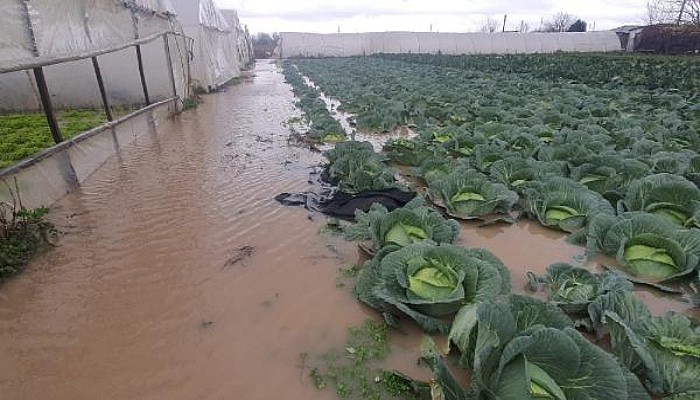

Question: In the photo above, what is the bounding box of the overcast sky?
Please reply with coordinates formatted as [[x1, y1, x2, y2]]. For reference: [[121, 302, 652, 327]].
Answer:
[[213, 0, 649, 33]]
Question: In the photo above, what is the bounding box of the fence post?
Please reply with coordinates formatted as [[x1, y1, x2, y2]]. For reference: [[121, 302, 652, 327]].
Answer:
[[32, 67, 63, 144], [162, 34, 178, 99], [92, 56, 113, 121], [135, 44, 150, 105]]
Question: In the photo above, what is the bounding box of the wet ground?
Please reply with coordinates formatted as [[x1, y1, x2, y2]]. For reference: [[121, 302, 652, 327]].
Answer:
[[0, 60, 695, 399]]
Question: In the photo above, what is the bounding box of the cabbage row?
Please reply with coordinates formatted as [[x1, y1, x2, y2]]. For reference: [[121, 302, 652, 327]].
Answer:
[[378, 53, 700, 94], [290, 57, 700, 287], [342, 195, 700, 399], [282, 62, 347, 143], [286, 56, 700, 399]]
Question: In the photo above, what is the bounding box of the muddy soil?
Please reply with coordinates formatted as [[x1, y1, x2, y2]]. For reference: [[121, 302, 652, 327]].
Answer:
[[0, 60, 694, 400]]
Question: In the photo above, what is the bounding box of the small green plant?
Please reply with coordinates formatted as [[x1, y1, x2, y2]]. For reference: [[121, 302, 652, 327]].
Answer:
[[193, 84, 207, 95], [0, 184, 54, 278], [182, 97, 200, 110], [307, 320, 429, 400]]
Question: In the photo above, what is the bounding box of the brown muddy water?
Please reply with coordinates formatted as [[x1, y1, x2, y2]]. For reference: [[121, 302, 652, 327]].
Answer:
[[0, 60, 695, 399]]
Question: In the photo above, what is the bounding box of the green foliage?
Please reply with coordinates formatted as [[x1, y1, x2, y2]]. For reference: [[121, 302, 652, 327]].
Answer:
[[527, 263, 633, 330], [307, 320, 430, 400], [593, 291, 700, 397], [379, 53, 700, 93], [427, 169, 518, 221], [440, 295, 647, 400], [523, 176, 615, 233], [621, 173, 700, 228], [282, 62, 347, 143], [585, 213, 700, 283], [0, 110, 109, 169], [324, 141, 404, 194], [1, 204, 53, 277]]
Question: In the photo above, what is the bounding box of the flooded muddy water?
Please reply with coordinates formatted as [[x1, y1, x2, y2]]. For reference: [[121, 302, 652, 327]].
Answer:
[[0, 60, 695, 400], [0, 61, 390, 400]]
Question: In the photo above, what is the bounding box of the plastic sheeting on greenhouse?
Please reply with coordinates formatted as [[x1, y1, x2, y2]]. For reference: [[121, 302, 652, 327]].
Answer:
[[170, 0, 250, 91], [0, 0, 178, 72], [279, 32, 623, 58], [0, 0, 190, 112]]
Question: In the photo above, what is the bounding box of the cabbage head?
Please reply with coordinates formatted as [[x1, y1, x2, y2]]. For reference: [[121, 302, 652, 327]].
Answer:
[[346, 197, 459, 250], [355, 244, 510, 333], [383, 138, 437, 166], [527, 263, 632, 329], [586, 213, 700, 283], [523, 176, 615, 233], [569, 155, 650, 202], [488, 157, 563, 191], [413, 157, 472, 185], [622, 173, 700, 229], [439, 295, 648, 400], [428, 169, 519, 221], [324, 140, 400, 193], [595, 291, 700, 398]]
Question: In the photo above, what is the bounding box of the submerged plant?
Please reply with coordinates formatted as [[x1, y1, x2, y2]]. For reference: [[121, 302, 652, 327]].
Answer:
[[383, 138, 437, 166], [325, 141, 402, 194], [0, 198, 53, 277]]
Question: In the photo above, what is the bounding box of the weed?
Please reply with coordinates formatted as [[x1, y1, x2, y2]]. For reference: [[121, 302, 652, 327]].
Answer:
[[307, 320, 428, 400], [0, 182, 54, 278]]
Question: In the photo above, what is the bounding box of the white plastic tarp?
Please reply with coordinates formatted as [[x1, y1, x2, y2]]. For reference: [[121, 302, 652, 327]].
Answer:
[[0, 0, 190, 111], [170, 0, 248, 91], [0, 0, 180, 71], [280, 31, 623, 58]]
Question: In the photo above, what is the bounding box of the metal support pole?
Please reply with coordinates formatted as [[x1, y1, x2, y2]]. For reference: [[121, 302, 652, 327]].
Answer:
[[91, 56, 113, 121], [135, 44, 150, 105], [678, 0, 688, 24], [162, 34, 178, 99], [32, 67, 63, 144]]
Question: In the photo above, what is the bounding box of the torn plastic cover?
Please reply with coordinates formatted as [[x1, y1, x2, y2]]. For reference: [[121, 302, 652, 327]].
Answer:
[[274, 168, 416, 220]]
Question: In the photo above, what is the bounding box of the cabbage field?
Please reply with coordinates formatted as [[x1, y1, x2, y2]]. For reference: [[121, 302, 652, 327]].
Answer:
[[283, 54, 700, 400]]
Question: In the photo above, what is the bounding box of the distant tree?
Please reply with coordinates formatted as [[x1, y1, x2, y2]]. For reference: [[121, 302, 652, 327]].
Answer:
[[568, 19, 588, 32], [252, 32, 280, 59], [646, 0, 700, 25], [479, 17, 500, 33], [518, 20, 531, 33], [542, 12, 577, 32]]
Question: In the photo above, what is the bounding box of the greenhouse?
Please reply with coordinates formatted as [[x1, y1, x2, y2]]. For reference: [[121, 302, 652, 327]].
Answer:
[[1, 2, 700, 399]]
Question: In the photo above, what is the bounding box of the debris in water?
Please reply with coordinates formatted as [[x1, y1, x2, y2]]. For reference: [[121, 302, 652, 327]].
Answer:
[[223, 245, 255, 268]]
